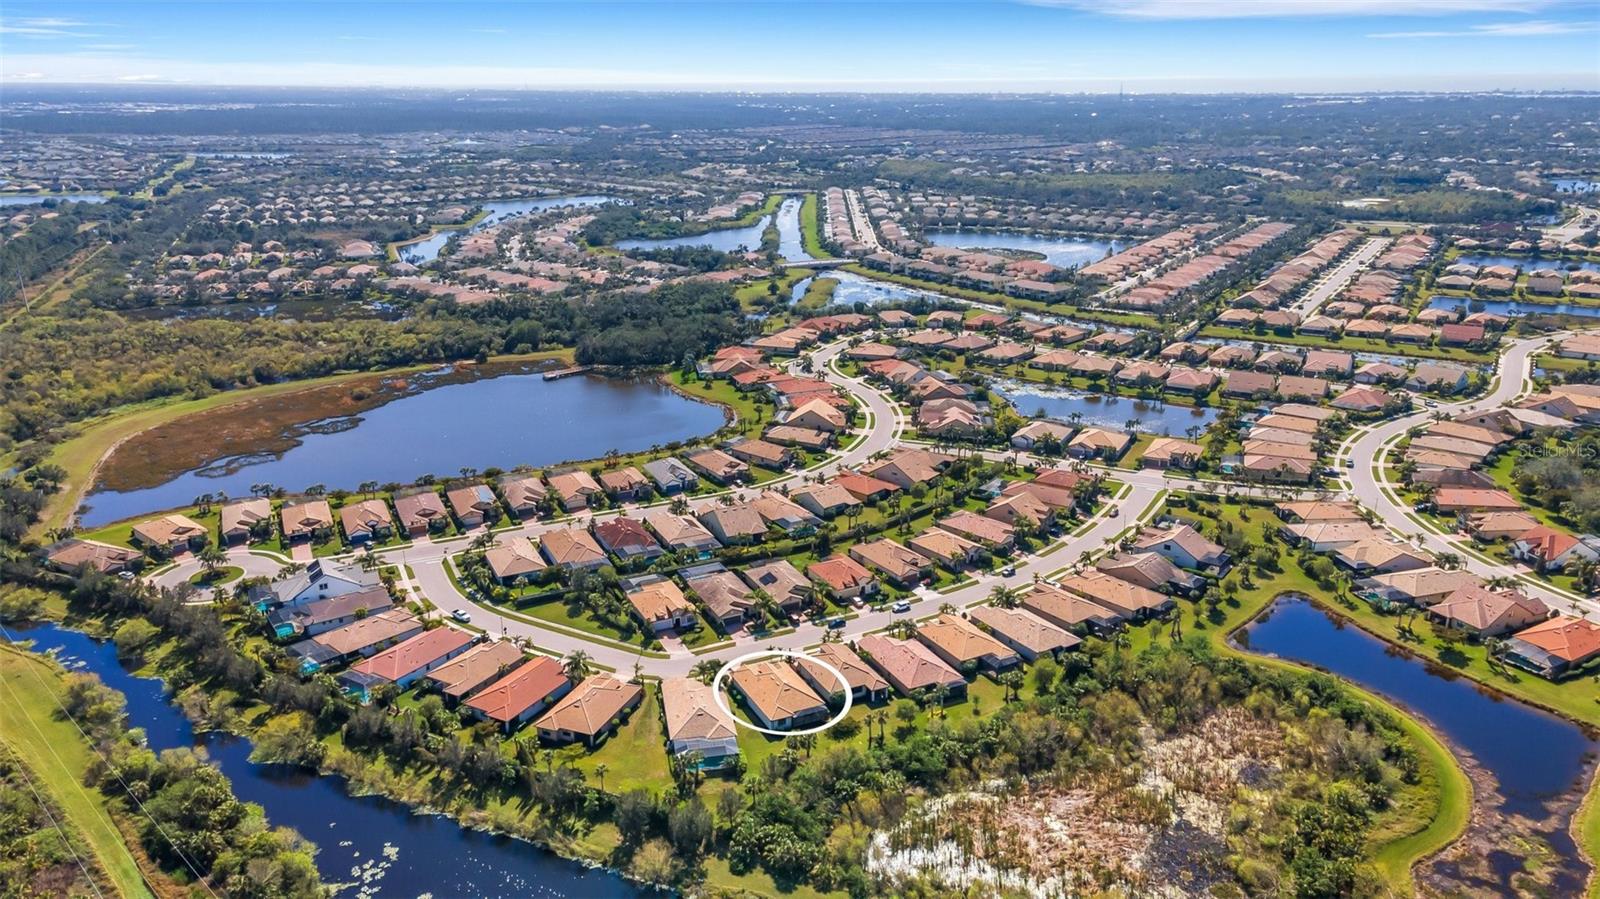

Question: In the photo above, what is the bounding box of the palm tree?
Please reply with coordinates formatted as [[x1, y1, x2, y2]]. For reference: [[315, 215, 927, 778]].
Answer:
[[563, 650, 593, 682], [593, 762, 609, 792], [988, 584, 1022, 609], [359, 481, 379, 498], [198, 543, 226, 575], [998, 670, 1023, 702]]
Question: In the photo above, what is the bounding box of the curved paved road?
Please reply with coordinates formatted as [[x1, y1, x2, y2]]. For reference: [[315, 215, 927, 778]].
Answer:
[[1338, 331, 1590, 613], [152, 326, 1588, 674]]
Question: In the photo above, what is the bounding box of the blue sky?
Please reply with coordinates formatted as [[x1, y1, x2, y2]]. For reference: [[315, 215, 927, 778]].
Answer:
[[3, 1, 1597, 91]]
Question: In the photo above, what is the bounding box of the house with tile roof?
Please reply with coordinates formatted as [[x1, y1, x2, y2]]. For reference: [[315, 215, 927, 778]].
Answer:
[[132, 513, 210, 552], [464, 657, 572, 732], [425, 640, 526, 703], [539, 528, 609, 571], [497, 473, 548, 520], [623, 576, 698, 633], [393, 489, 449, 538], [339, 498, 394, 544], [660, 677, 740, 768], [1503, 616, 1600, 679], [848, 538, 934, 587], [643, 511, 722, 557], [535, 674, 644, 746], [1511, 527, 1600, 572], [1427, 585, 1549, 637], [1058, 570, 1175, 619], [916, 614, 1021, 672], [221, 498, 273, 544], [340, 627, 476, 702], [593, 517, 666, 561], [548, 470, 604, 512], [1020, 581, 1124, 634], [280, 499, 335, 544], [445, 483, 499, 529], [728, 661, 828, 730], [793, 643, 890, 704], [856, 634, 967, 699], [806, 555, 879, 602], [484, 535, 549, 584], [967, 605, 1080, 661]]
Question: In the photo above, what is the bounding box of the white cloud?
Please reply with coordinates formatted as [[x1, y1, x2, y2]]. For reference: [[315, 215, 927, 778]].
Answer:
[[1371, 18, 1595, 37], [1024, 0, 1555, 18], [4, 50, 1595, 92], [0, 24, 77, 35], [0, 16, 101, 37]]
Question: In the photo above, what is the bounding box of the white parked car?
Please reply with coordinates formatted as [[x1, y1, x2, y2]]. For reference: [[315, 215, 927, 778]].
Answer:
[[450, 609, 472, 623]]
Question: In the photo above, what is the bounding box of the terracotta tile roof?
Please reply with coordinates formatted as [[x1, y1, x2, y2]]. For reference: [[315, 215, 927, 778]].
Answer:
[[426, 640, 525, 698], [535, 674, 642, 738], [794, 642, 888, 696], [1512, 615, 1600, 664], [348, 627, 474, 682], [661, 677, 738, 743], [857, 634, 964, 693], [968, 605, 1080, 655], [465, 656, 569, 723], [917, 613, 1018, 666], [729, 660, 827, 722]]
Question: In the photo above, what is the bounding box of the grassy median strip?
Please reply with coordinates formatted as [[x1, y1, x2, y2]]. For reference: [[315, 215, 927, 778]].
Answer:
[[0, 643, 154, 899]]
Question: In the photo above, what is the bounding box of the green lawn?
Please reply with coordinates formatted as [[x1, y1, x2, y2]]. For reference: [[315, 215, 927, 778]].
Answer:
[[732, 669, 1011, 775], [566, 684, 671, 794], [189, 564, 244, 587], [838, 264, 1161, 329], [799, 193, 831, 260], [0, 645, 154, 899], [79, 504, 220, 555], [1197, 325, 1495, 364]]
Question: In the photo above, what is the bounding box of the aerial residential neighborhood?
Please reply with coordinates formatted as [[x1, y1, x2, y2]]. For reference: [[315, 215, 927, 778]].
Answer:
[[3, 10, 1600, 898]]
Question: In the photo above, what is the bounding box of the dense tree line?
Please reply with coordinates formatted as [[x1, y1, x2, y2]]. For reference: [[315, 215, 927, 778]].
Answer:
[[0, 201, 132, 305], [0, 279, 748, 453], [0, 746, 112, 897], [13, 638, 322, 898], [1510, 430, 1600, 535]]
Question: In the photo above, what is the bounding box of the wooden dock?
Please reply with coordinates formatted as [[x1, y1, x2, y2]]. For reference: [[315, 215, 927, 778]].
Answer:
[[542, 365, 592, 381]]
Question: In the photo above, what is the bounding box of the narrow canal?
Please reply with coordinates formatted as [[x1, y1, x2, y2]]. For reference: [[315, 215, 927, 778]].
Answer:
[[3, 621, 647, 898], [1239, 595, 1597, 897]]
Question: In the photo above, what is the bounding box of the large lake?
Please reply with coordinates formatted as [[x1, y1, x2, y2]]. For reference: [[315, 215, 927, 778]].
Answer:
[[1453, 254, 1600, 275], [1241, 596, 1596, 896], [794, 271, 940, 307], [80, 370, 726, 527], [923, 230, 1126, 269], [0, 193, 108, 206], [994, 381, 1219, 435], [1426, 295, 1600, 320], [1550, 178, 1599, 195], [616, 216, 771, 253], [3, 621, 644, 898], [397, 196, 620, 264]]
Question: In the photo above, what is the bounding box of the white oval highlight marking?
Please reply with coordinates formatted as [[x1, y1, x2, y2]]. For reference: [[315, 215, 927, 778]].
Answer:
[[710, 648, 854, 737]]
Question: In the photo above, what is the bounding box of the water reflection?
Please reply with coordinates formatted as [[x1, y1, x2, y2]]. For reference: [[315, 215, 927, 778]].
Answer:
[[2, 622, 645, 897]]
